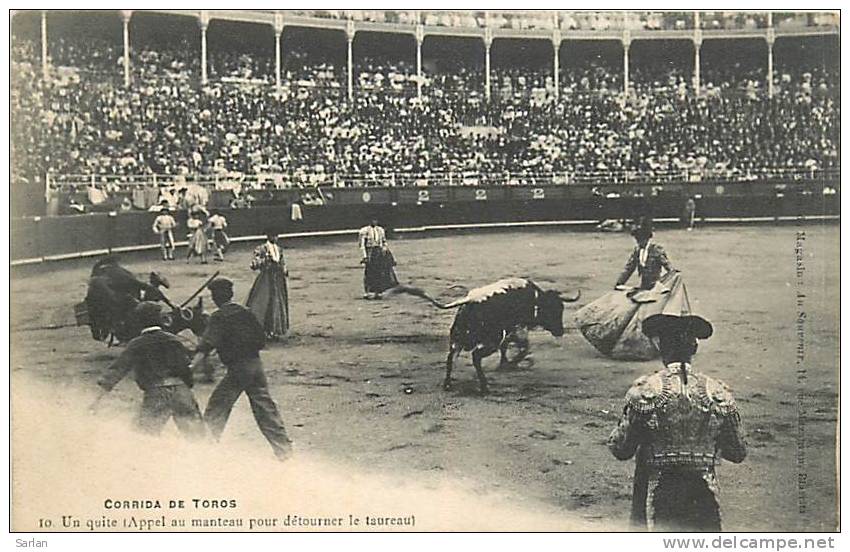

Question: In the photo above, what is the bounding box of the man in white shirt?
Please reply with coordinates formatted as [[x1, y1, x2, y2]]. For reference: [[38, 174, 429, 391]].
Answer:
[[152, 207, 177, 261], [357, 218, 397, 299], [207, 210, 229, 262]]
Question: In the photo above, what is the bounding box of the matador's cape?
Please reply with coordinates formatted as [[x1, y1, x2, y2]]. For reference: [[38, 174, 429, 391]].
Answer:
[[573, 271, 691, 360]]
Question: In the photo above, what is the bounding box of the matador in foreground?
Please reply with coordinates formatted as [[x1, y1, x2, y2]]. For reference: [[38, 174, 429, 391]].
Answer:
[[608, 313, 747, 531]]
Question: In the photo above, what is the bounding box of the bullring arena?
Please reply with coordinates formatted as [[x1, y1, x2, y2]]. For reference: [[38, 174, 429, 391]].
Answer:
[[10, 10, 840, 533], [10, 224, 839, 531]]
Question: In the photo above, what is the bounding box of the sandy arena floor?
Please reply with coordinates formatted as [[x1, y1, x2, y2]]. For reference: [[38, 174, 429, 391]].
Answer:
[[10, 223, 839, 531]]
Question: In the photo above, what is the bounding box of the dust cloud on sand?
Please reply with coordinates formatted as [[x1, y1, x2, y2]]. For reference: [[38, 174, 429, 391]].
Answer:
[[11, 375, 612, 532]]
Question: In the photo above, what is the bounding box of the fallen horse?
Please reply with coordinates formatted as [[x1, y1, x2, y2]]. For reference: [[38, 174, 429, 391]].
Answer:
[[75, 256, 218, 345]]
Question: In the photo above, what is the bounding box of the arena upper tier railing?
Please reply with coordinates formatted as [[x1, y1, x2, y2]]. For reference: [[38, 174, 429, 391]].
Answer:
[[46, 167, 839, 193], [255, 9, 837, 32]]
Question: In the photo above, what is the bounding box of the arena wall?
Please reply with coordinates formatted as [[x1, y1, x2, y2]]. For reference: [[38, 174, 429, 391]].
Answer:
[[10, 179, 839, 264]]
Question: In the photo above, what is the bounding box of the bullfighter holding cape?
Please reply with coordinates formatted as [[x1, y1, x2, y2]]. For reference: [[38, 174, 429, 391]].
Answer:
[[185, 211, 209, 264], [246, 231, 290, 339], [358, 218, 398, 299], [574, 219, 691, 360]]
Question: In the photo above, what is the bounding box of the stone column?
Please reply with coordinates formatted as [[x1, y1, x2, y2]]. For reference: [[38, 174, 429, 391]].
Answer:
[[121, 10, 132, 87], [199, 11, 209, 85], [622, 31, 631, 96], [346, 20, 356, 101], [274, 13, 284, 90], [484, 28, 493, 102], [766, 28, 775, 99], [40, 10, 48, 81], [552, 30, 561, 100], [415, 25, 424, 100], [693, 30, 702, 96]]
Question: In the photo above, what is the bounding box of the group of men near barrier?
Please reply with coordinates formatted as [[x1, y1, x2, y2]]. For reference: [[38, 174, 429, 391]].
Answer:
[[152, 205, 231, 263], [90, 216, 746, 532]]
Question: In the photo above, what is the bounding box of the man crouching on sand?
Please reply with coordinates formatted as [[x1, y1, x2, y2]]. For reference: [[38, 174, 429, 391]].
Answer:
[[94, 302, 206, 439]]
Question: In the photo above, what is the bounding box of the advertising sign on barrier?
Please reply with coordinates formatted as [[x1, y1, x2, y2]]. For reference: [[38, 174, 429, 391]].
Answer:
[[397, 187, 449, 204], [454, 187, 508, 202], [512, 186, 567, 201], [331, 187, 393, 205]]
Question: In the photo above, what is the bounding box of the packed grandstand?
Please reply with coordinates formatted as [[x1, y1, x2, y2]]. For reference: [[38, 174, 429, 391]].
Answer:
[[10, 10, 840, 207]]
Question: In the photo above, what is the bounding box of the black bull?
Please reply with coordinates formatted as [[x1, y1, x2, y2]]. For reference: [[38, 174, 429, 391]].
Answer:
[[391, 278, 580, 394], [83, 260, 208, 344]]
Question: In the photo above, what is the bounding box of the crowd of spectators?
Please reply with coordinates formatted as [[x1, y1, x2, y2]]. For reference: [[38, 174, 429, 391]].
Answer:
[[11, 32, 839, 193]]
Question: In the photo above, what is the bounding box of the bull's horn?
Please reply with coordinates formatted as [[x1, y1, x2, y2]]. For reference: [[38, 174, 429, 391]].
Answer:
[[559, 290, 581, 303]]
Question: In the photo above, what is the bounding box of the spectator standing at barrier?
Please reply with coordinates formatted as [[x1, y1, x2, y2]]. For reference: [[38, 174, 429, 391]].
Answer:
[[62, 197, 86, 215], [207, 210, 230, 262], [290, 199, 303, 224], [152, 207, 177, 261], [358, 218, 398, 300], [189, 203, 210, 219], [246, 231, 290, 340], [302, 192, 325, 207], [683, 197, 697, 231], [608, 314, 747, 531], [93, 302, 206, 440], [190, 278, 293, 461], [149, 199, 169, 213]]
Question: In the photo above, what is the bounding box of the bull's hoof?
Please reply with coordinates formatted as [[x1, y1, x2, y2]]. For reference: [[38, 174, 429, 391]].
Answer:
[[442, 379, 453, 391]]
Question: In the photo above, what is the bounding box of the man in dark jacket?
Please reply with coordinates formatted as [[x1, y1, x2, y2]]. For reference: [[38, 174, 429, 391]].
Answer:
[[616, 219, 675, 291], [96, 302, 205, 439], [191, 278, 293, 461]]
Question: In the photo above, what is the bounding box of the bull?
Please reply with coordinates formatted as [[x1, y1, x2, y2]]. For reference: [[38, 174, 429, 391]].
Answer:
[[391, 278, 580, 394]]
